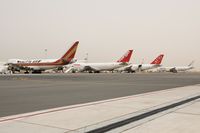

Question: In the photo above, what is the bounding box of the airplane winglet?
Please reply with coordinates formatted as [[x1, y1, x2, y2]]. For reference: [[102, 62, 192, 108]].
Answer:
[[188, 61, 195, 67]]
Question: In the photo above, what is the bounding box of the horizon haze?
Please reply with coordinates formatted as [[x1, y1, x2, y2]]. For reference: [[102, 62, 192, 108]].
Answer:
[[0, 0, 199, 69]]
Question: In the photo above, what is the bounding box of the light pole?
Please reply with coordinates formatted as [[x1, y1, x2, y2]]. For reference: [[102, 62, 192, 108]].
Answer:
[[44, 49, 47, 59], [84, 53, 88, 62]]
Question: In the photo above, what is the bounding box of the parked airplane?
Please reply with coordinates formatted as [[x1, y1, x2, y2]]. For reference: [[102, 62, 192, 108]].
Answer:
[[158, 61, 194, 73], [118, 54, 164, 73], [7, 41, 79, 74], [65, 50, 133, 73], [0, 62, 9, 74]]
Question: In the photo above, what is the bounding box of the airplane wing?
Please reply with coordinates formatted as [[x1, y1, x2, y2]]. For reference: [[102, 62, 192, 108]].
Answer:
[[82, 66, 99, 72], [169, 67, 177, 73], [117, 64, 134, 73], [123, 65, 133, 72], [119, 62, 129, 66]]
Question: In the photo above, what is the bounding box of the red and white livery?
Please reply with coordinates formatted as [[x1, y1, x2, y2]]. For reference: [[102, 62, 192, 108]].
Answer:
[[66, 50, 133, 73], [118, 54, 164, 73]]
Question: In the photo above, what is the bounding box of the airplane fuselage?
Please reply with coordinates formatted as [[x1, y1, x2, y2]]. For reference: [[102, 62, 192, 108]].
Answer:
[[0, 65, 8, 74], [7, 59, 64, 71], [70, 62, 127, 72], [131, 64, 160, 71], [159, 66, 193, 72]]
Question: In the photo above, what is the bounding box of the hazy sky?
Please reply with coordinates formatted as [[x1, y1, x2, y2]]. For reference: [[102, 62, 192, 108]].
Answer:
[[0, 0, 199, 68]]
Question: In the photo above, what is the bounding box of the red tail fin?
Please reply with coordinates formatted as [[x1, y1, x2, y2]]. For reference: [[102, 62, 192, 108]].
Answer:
[[117, 50, 133, 63], [151, 54, 164, 65], [55, 41, 79, 65]]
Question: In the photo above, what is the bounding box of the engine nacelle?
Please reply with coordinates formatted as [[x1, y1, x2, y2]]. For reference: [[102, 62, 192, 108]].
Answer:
[[138, 64, 142, 68]]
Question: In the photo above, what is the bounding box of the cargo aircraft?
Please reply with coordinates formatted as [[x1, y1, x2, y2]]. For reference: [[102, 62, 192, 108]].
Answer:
[[7, 41, 79, 74]]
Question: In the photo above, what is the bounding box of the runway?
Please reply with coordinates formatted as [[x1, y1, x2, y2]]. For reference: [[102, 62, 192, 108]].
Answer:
[[0, 73, 200, 117]]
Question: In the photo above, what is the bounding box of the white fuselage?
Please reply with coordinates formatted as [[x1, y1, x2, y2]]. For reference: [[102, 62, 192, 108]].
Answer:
[[132, 64, 160, 71], [66, 62, 127, 72], [0, 65, 9, 74], [118, 64, 161, 72], [159, 66, 194, 72], [7, 59, 63, 71]]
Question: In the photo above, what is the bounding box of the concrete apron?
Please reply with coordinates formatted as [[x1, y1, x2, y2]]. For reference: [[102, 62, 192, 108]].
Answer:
[[0, 84, 200, 133]]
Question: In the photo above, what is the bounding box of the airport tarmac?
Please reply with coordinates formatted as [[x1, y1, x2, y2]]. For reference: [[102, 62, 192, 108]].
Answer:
[[0, 73, 200, 117]]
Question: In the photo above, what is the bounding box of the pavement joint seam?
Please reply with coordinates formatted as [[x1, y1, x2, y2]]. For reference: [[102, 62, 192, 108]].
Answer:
[[74, 94, 200, 133], [113, 99, 200, 133], [65, 94, 199, 133], [174, 112, 200, 116], [16, 120, 72, 131]]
